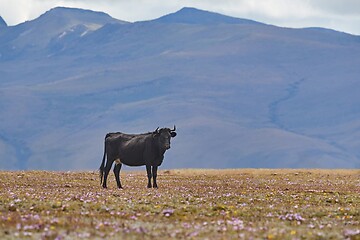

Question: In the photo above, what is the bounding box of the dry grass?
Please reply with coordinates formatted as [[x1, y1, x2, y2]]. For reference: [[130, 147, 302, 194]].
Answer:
[[0, 169, 359, 239]]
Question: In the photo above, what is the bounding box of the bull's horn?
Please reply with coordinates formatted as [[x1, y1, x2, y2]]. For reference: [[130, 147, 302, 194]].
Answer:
[[155, 127, 160, 133], [171, 125, 176, 132]]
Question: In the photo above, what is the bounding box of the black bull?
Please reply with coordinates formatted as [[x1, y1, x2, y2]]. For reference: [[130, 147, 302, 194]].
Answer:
[[99, 126, 177, 188]]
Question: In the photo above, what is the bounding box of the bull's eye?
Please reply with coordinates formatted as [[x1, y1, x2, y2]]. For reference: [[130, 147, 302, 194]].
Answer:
[[162, 135, 170, 141]]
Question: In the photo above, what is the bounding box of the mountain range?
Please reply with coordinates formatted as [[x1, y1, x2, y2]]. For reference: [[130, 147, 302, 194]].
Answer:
[[0, 7, 359, 170]]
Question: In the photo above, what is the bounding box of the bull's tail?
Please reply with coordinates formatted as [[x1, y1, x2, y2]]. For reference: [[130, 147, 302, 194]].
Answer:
[[99, 138, 107, 185]]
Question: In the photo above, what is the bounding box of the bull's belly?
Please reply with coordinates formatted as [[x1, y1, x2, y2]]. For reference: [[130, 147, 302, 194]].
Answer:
[[116, 158, 162, 167], [119, 157, 146, 167]]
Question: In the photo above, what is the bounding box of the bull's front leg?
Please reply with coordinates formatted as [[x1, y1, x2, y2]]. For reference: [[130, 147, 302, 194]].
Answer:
[[152, 166, 158, 188], [113, 163, 123, 189], [146, 165, 152, 188]]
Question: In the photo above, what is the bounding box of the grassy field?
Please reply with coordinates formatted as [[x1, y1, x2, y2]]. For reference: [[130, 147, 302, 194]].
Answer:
[[0, 169, 359, 239]]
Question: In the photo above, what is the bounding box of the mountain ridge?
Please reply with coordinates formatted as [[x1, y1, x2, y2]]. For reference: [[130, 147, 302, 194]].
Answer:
[[152, 7, 263, 25], [0, 7, 126, 60]]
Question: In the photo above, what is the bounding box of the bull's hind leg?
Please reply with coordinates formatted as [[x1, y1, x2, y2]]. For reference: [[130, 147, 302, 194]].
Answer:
[[102, 159, 113, 188], [146, 165, 152, 188], [113, 160, 123, 189]]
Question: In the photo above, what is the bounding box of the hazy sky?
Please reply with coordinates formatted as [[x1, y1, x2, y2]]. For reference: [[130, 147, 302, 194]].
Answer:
[[0, 0, 359, 35]]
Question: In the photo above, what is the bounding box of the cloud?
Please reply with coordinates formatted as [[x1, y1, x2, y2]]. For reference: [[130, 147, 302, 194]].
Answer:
[[309, 0, 360, 16], [0, 0, 31, 25]]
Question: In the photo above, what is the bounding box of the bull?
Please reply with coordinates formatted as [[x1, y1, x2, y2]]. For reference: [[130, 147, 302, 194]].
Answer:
[[99, 126, 177, 188]]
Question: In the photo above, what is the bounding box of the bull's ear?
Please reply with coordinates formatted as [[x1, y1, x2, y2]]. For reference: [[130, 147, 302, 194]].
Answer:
[[153, 127, 160, 134], [170, 132, 177, 138]]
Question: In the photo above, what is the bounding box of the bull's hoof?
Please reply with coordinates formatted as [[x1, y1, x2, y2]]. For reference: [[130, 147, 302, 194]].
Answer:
[[153, 184, 158, 189], [147, 184, 152, 188]]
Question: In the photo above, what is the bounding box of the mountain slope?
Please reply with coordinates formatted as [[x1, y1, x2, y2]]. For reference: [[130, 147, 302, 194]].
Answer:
[[0, 7, 126, 60], [0, 16, 7, 27], [0, 7, 359, 170]]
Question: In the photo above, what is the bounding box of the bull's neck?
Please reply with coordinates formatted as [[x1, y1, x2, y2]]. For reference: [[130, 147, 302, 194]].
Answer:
[[153, 140, 166, 156], [155, 147, 166, 156]]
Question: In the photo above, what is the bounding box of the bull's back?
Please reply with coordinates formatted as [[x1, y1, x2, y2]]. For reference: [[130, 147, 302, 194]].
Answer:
[[106, 133, 149, 166]]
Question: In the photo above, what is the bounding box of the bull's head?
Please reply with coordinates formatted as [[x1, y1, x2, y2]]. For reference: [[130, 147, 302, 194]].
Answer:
[[154, 125, 177, 150]]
